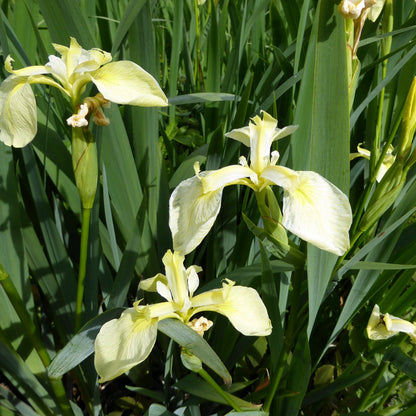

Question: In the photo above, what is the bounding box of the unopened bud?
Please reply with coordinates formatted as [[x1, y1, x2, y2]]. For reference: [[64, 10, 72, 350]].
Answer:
[[398, 76, 416, 163], [180, 349, 203, 372]]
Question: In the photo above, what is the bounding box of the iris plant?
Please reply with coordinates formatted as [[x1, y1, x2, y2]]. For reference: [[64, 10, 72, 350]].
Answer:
[[0, 38, 168, 331]]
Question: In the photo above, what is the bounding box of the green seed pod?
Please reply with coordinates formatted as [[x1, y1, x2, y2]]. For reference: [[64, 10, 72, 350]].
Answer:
[[72, 128, 98, 210], [180, 349, 203, 373]]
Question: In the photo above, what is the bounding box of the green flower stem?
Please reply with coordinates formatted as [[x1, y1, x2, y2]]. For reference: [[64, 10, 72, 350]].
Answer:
[[74, 208, 91, 332], [263, 349, 288, 412], [373, 373, 400, 413], [0, 264, 73, 416], [356, 360, 389, 412], [0, 265, 50, 366], [198, 368, 242, 412], [264, 267, 303, 411]]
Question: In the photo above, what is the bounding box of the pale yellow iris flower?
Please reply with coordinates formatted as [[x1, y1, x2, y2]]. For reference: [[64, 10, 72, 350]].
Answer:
[[338, 0, 366, 19], [367, 304, 416, 342], [0, 37, 168, 147], [94, 249, 272, 382], [169, 111, 352, 256], [338, 0, 392, 22], [350, 143, 395, 182]]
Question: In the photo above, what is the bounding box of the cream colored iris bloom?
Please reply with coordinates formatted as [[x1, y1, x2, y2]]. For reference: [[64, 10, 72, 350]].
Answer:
[[94, 249, 271, 382], [367, 305, 416, 342], [169, 111, 352, 256], [350, 144, 395, 182], [338, 0, 389, 21], [0, 37, 168, 147], [338, 0, 366, 19]]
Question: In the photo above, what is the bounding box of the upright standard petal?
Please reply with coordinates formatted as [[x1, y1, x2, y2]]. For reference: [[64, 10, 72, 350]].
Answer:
[[94, 308, 158, 382], [162, 250, 189, 308], [225, 126, 251, 147], [226, 111, 297, 174], [169, 175, 223, 255], [191, 283, 272, 336], [247, 112, 279, 173], [91, 61, 168, 107], [0, 76, 37, 147], [262, 166, 352, 255]]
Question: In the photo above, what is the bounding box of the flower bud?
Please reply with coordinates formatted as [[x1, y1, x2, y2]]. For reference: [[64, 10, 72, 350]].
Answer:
[[398, 76, 416, 163]]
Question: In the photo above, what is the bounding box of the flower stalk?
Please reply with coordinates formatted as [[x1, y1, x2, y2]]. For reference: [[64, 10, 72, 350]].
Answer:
[[199, 368, 242, 412]]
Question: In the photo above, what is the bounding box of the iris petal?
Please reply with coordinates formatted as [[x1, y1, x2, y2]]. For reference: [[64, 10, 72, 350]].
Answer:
[[94, 308, 158, 382], [0, 76, 37, 147], [367, 304, 416, 341], [262, 166, 352, 255], [91, 61, 168, 107], [169, 175, 223, 255], [191, 284, 272, 336]]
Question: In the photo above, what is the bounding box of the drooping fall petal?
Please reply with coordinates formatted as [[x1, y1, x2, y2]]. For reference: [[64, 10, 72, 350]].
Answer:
[[91, 61, 168, 107], [169, 175, 223, 255], [0, 76, 37, 147], [191, 282, 272, 336], [262, 166, 352, 255], [94, 308, 158, 382]]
